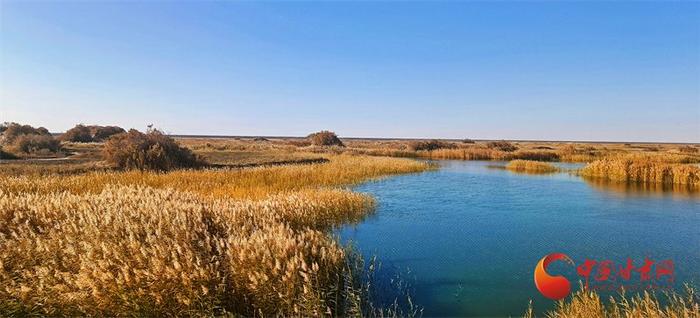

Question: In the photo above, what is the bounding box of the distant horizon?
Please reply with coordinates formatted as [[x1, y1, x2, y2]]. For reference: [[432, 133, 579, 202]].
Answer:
[[2, 1, 699, 143]]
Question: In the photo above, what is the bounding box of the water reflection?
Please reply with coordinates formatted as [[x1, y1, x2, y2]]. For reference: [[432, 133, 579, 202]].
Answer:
[[583, 177, 700, 200]]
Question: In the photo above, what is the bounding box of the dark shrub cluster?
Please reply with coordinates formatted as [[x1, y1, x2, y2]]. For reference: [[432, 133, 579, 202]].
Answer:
[[102, 128, 203, 171], [62, 124, 126, 142], [0, 147, 18, 159], [487, 140, 518, 152], [0, 122, 60, 156], [461, 139, 475, 144], [308, 130, 344, 147], [407, 139, 457, 151]]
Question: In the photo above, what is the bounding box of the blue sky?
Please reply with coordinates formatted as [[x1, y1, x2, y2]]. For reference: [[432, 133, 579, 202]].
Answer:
[[1, 1, 698, 142]]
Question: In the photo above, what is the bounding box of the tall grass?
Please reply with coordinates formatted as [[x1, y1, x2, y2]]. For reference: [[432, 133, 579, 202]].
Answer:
[[0, 155, 431, 199], [525, 285, 699, 318], [422, 148, 560, 161], [506, 160, 558, 173], [580, 155, 700, 187], [0, 155, 431, 316]]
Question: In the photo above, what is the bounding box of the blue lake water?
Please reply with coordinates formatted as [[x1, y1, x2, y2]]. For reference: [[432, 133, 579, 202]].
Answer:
[[338, 160, 700, 317]]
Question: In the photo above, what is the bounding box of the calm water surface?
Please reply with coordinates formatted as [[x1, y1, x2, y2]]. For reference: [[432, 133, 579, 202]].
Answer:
[[338, 160, 700, 317]]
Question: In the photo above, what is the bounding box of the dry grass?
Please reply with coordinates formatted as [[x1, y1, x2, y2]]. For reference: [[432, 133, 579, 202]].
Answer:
[[580, 154, 700, 187], [0, 155, 430, 199], [506, 160, 559, 173], [525, 286, 700, 318], [0, 155, 431, 316]]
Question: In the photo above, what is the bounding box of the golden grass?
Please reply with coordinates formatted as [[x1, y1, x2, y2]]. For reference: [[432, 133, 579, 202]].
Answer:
[[422, 148, 561, 161], [0, 155, 431, 199], [506, 160, 559, 173], [525, 286, 700, 318], [0, 155, 431, 316], [580, 154, 700, 187]]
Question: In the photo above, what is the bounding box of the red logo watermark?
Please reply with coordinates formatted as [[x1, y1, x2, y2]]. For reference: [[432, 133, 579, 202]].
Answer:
[[534, 253, 675, 300]]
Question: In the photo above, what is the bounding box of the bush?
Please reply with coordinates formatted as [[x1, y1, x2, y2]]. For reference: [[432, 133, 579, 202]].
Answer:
[[103, 129, 203, 171], [92, 125, 126, 141], [307, 130, 344, 147], [0, 122, 51, 144], [62, 124, 126, 142], [487, 140, 518, 152], [461, 139, 475, 144], [62, 124, 93, 142], [407, 139, 457, 151], [0, 122, 60, 156], [7, 134, 61, 155]]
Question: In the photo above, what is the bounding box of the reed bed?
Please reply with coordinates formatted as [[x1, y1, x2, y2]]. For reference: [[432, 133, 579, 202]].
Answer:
[[580, 155, 700, 187], [525, 286, 699, 318], [0, 155, 431, 199], [0, 155, 432, 316], [421, 148, 560, 162], [506, 160, 559, 173]]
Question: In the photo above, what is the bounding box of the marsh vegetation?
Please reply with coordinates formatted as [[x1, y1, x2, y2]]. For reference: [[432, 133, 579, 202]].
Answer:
[[0, 123, 698, 316]]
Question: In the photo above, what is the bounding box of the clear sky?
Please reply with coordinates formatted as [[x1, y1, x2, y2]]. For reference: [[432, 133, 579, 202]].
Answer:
[[1, 1, 699, 142]]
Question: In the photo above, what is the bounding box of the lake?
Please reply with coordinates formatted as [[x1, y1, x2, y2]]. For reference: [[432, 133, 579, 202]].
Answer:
[[339, 160, 700, 317]]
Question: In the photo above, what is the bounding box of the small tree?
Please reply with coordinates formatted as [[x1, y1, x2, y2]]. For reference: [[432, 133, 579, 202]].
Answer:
[[103, 128, 203, 171], [307, 130, 344, 147]]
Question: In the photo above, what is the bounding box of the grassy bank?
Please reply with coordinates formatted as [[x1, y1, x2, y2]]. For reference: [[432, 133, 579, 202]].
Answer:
[[580, 155, 700, 188], [0, 155, 432, 316]]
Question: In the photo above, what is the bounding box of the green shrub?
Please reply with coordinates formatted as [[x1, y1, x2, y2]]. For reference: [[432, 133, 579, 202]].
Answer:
[[307, 130, 344, 147], [103, 128, 203, 171], [407, 139, 456, 151]]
